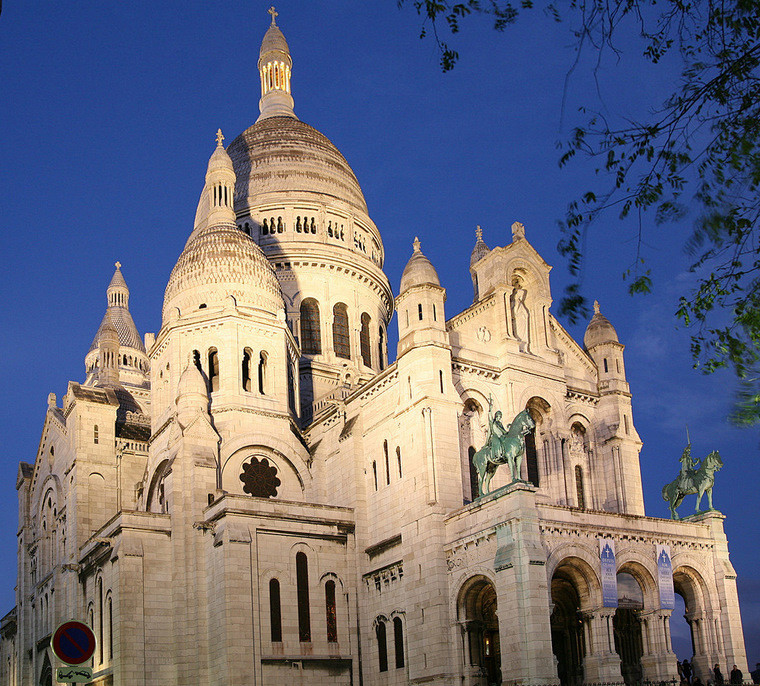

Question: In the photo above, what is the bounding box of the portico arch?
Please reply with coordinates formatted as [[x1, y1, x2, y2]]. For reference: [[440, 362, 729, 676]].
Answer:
[[456, 575, 501, 685], [550, 557, 598, 686]]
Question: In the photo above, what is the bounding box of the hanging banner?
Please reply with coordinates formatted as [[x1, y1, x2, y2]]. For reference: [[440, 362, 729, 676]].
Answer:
[[599, 538, 618, 608], [656, 544, 676, 609]]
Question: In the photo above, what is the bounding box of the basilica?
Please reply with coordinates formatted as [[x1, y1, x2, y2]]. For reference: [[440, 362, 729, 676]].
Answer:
[[0, 11, 748, 686]]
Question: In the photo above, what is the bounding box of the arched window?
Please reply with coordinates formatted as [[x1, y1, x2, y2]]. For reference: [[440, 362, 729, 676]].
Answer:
[[333, 303, 350, 359], [360, 313, 372, 367], [193, 349, 202, 372], [325, 580, 338, 642], [296, 552, 311, 642], [393, 617, 405, 668], [376, 620, 388, 672], [93, 425, 99, 445], [98, 578, 104, 664], [575, 465, 585, 509], [300, 299, 322, 355], [524, 430, 540, 486], [208, 348, 219, 392], [396, 446, 402, 478], [439, 370, 444, 393], [269, 578, 282, 642], [108, 595, 113, 659], [378, 327, 385, 370], [468, 446, 479, 502], [524, 398, 550, 487], [384, 440, 390, 485], [418, 303, 423, 320], [372, 461, 378, 491], [242, 348, 252, 391], [258, 352, 267, 394]]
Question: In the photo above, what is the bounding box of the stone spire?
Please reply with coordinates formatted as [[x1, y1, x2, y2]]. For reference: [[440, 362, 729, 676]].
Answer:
[[86, 263, 148, 386], [97, 309, 120, 386], [470, 225, 490, 268], [257, 7, 296, 121], [89, 263, 145, 355], [203, 129, 237, 229]]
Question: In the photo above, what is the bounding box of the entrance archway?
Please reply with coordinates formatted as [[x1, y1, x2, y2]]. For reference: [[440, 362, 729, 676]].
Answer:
[[551, 571, 585, 686], [458, 576, 501, 684], [614, 572, 644, 686]]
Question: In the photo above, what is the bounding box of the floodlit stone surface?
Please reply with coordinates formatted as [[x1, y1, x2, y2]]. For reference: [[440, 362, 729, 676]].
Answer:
[[0, 12, 747, 686]]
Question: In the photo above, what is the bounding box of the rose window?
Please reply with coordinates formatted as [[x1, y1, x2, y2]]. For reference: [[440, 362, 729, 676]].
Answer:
[[240, 457, 281, 498]]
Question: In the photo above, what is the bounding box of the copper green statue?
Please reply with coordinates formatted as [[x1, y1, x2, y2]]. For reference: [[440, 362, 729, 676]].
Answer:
[[472, 396, 535, 496], [662, 442, 723, 519]]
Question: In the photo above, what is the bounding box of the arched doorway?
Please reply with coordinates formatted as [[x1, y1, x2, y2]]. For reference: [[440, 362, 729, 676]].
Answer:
[[551, 570, 585, 686], [672, 566, 712, 672], [614, 572, 644, 686], [458, 576, 501, 684], [39, 652, 52, 686]]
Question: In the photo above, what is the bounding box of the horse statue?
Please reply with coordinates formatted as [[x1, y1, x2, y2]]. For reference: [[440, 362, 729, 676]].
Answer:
[[661, 449, 722, 519], [472, 408, 535, 496]]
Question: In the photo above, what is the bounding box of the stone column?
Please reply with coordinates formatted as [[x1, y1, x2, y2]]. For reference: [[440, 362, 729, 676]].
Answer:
[[640, 609, 679, 681], [582, 608, 623, 681], [458, 620, 485, 686], [687, 611, 712, 681]]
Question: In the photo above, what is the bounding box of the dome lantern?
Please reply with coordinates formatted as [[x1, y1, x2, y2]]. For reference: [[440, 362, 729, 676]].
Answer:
[[257, 7, 296, 122]]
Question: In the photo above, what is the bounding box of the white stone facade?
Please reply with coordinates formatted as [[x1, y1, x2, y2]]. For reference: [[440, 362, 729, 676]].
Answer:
[[1, 15, 747, 686]]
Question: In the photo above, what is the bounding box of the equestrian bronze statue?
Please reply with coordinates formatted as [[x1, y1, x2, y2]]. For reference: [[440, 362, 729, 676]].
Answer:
[[472, 397, 535, 496], [662, 443, 722, 519]]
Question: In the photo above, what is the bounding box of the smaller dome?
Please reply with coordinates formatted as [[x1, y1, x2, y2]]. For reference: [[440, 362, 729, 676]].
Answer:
[[163, 223, 283, 321], [260, 23, 290, 57], [400, 237, 440, 292], [584, 300, 619, 349], [470, 225, 490, 268], [207, 131, 234, 173]]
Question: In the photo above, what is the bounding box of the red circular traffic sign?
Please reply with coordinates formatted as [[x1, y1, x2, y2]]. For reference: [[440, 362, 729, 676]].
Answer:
[[51, 621, 96, 666]]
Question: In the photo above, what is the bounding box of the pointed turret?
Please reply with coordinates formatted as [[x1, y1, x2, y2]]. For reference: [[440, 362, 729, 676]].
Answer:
[[469, 225, 490, 301], [189, 130, 239, 238], [257, 7, 295, 121], [85, 263, 148, 386], [396, 237, 448, 358], [584, 300, 627, 389]]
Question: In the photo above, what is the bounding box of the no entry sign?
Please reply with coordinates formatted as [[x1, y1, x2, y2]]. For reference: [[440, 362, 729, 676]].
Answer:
[[51, 621, 96, 666]]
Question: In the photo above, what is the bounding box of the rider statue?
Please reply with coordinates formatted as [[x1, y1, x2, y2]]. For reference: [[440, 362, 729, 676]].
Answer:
[[679, 443, 700, 481], [487, 395, 510, 465]]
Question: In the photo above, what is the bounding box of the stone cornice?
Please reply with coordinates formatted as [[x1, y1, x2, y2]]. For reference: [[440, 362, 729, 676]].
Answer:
[[446, 294, 496, 330]]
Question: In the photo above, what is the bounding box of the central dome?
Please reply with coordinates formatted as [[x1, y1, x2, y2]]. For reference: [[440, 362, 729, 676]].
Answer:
[[228, 116, 369, 215]]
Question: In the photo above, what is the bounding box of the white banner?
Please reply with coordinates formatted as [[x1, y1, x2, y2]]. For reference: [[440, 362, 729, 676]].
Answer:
[[600, 538, 618, 608], [656, 544, 676, 609]]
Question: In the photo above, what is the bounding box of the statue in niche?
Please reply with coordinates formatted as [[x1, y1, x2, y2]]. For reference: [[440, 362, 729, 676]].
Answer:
[[510, 275, 530, 352], [662, 438, 722, 519], [471, 396, 535, 495], [569, 425, 586, 459]]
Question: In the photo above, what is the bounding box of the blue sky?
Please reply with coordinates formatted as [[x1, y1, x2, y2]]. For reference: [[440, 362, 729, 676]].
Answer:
[[1, 0, 758, 662]]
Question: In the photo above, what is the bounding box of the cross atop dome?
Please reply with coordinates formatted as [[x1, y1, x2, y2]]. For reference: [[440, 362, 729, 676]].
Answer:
[[268, 6, 278, 26], [115, 261, 121, 270], [475, 225, 483, 241], [216, 128, 225, 147], [413, 236, 421, 253]]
